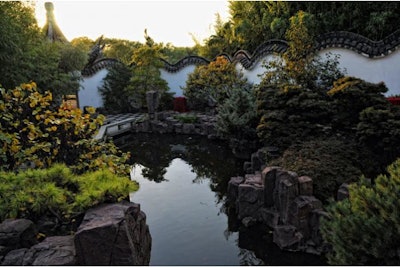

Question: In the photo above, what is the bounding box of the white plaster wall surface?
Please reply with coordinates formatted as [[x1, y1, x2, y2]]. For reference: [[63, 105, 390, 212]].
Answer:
[[318, 48, 400, 96], [160, 65, 196, 97], [78, 68, 108, 109], [236, 54, 281, 85]]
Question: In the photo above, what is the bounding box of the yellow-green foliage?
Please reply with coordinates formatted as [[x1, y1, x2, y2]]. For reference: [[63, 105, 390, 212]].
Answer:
[[183, 56, 249, 111], [0, 164, 138, 222], [321, 159, 400, 265], [0, 82, 130, 175]]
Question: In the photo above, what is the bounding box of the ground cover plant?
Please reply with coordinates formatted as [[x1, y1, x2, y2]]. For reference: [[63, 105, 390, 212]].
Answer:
[[0, 164, 137, 224]]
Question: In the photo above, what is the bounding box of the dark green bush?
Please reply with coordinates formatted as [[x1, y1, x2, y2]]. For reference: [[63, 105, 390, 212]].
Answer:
[[356, 105, 400, 177], [256, 84, 333, 150], [271, 137, 362, 202], [320, 158, 400, 265], [328, 77, 391, 132]]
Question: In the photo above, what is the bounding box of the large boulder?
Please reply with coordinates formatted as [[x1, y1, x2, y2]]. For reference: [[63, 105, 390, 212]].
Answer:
[[1, 248, 29, 266], [1, 234, 96, 266], [74, 202, 151, 265], [0, 219, 38, 254], [22, 235, 76, 266]]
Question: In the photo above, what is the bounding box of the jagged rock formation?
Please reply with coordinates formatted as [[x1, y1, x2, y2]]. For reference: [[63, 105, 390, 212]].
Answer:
[[227, 167, 329, 255]]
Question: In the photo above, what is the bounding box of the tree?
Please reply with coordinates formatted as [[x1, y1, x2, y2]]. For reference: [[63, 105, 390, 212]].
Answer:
[[0, 2, 42, 88], [320, 158, 400, 265], [183, 56, 249, 111], [99, 62, 133, 114], [0, 2, 87, 103], [201, 1, 400, 58], [126, 30, 172, 111], [256, 11, 343, 150]]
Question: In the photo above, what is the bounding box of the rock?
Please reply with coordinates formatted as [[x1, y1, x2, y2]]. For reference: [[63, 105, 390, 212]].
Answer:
[[244, 173, 263, 186], [227, 176, 244, 205], [298, 176, 313, 196], [0, 219, 38, 253], [258, 208, 280, 229], [261, 166, 281, 207], [242, 217, 257, 228], [273, 225, 303, 251], [22, 235, 76, 266], [309, 209, 329, 249], [146, 90, 159, 119], [337, 183, 350, 201], [74, 202, 151, 266], [288, 196, 322, 239], [237, 183, 264, 219], [273, 170, 299, 224], [1, 248, 28, 266], [182, 123, 195, 134]]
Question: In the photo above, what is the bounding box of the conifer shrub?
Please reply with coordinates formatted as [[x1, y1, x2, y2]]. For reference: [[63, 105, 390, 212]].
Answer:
[[216, 85, 258, 141], [356, 105, 400, 177], [328, 76, 391, 132], [271, 137, 362, 202], [256, 84, 333, 150], [0, 164, 138, 223], [320, 158, 400, 265]]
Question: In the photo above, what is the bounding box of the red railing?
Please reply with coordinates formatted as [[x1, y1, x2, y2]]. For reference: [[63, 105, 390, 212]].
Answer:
[[387, 97, 400, 105]]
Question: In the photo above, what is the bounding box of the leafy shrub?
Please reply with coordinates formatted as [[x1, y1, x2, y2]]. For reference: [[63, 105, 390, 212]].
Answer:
[[0, 82, 130, 175], [0, 164, 138, 223], [183, 56, 249, 111], [271, 137, 362, 202], [320, 158, 400, 265]]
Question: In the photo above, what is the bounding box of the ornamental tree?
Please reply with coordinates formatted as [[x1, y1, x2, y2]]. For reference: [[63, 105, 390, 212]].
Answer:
[[0, 82, 130, 176]]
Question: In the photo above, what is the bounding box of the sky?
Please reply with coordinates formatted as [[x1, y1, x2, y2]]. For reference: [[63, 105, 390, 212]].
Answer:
[[35, 0, 230, 47]]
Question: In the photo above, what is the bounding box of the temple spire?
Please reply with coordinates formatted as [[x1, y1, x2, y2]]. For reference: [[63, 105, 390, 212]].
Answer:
[[42, 2, 68, 43]]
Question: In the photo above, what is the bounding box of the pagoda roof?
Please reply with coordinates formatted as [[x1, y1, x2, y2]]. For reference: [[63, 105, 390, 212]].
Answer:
[[42, 2, 68, 43]]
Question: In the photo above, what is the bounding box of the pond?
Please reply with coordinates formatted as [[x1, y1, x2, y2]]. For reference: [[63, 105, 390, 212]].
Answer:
[[116, 133, 327, 265]]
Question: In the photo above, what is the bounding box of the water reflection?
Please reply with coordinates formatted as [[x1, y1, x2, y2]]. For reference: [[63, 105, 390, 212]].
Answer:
[[116, 133, 326, 265]]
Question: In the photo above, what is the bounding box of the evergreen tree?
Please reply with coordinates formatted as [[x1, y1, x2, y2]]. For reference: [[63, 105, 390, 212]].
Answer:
[[126, 30, 172, 111]]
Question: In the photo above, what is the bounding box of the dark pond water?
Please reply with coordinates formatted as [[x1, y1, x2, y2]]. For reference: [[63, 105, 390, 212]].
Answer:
[[116, 133, 327, 266]]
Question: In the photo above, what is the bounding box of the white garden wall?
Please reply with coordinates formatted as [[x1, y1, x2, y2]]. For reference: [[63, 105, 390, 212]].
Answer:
[[79, 46, 400, 109]]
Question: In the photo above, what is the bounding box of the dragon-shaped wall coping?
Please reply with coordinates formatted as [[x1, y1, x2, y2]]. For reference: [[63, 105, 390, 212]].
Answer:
[[81, 30, 400, 77]]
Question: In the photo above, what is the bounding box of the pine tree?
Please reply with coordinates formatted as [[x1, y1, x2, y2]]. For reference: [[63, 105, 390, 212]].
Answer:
[[321, 159, 400, 265]]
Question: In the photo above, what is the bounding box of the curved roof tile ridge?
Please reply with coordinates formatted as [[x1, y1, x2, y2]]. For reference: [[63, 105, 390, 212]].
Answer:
[[81, 31, 400, 76], [161, 31, 400, 72], [315, 30, 400, 58], [232, 39, 289, 69], [160, 55, 210, 73], [81, 58, 119, 77]]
